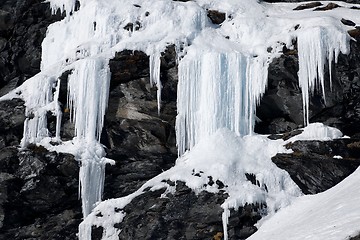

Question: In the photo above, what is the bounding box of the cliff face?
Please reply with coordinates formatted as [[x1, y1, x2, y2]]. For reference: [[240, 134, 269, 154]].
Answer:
[[1, 1, 360, 240]]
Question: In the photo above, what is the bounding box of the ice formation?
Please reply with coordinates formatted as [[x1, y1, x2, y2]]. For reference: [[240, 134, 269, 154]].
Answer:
[[0, 0, 360, 239], [176, 51, 269, 155], [297, 25, 349, 125]]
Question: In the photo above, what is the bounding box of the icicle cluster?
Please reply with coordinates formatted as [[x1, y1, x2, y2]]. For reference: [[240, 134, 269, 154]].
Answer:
[[66, 58, 111, 216], [67, 58, 110, 142], [176, 51, 268, 155], [297, 26, 349, 125]]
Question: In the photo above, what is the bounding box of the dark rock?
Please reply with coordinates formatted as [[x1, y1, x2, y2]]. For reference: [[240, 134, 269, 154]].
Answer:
[[0, 146, 81, 239], [314, 3, 340, 11], [256, 34, 360, 136], [267, 129, 303, 140], [123, 21, 141, 32], [350, 233, 360, 240], [101, 181, 262, 240], [0, 99, 25, 148], [0, 0, 64, 96], [348, 28, 360, 38], [273, 138, 360, 194], [207, 10, 226, 25], [293, 2, 323, 10], [341, 18, 356, 26], [103, 46, 178, 200]]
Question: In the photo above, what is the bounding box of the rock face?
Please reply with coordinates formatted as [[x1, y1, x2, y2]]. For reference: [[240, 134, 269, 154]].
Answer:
[[0, 0, 64, 97], [272, 137, 360, 194], [102, 46, 178, 200], [91, 182, 262, 240], [255, 35, 360, 136], [1, 0, 360, 240], [0, 144, 81, 239]]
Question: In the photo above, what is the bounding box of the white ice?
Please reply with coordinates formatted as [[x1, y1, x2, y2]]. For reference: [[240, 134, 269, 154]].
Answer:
[[1, 0, 360, 239]]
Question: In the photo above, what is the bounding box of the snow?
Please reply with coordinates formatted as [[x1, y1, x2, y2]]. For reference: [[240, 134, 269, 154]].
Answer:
[[80, 123, 342, 240], [0, 0, 360, 239], [248, 167, 360, 240]]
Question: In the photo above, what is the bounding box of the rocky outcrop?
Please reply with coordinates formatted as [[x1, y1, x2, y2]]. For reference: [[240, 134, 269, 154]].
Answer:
[[0, 145, 81, 239], [0, 0, 64, 97], [102, 46, 178, 200], [91, 182, 262, 240], [255, 35, 360, 136], [272, 137, 360, 194]]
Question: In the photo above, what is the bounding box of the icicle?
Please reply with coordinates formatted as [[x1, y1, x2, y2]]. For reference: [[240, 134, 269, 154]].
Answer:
[[67, 58, 111, 216], [78, 145, 107, 217], [176, 51, 269, 156], [149, 53, 162, 114], [297, 26, 349, 126], [20, 75, 56, 147], [47, 0, 78, 16], [222, 207, 230, 240], [53, 78, 63, 140], [67, 58, 110, 142]]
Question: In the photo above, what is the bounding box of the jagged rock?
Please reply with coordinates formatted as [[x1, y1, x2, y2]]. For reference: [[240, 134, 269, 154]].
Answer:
[[0, 99, 25, 148], [0, 0, 64, 95], [103, 46, 178, 199], [0, 146, 81, 239], [273, 138, 360, 194], [91, 181, 262, 240]]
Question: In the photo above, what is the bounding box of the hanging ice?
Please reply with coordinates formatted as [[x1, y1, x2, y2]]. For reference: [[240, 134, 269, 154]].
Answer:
[[67, 58, 111, 216], [176, 51, 268, 155], [149, 53, 162, 114], [297, 26, 349, 125]]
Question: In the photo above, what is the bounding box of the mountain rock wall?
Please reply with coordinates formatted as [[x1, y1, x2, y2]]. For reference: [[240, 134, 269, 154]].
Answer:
[[1, 1, 360, 239]]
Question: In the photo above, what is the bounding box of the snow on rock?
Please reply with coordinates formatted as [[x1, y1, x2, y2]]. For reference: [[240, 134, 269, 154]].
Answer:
[[80, 123, 343, 240], [287, 122, 343, 143], [248, 167, 360, 240], [1, 0, 360, 239]]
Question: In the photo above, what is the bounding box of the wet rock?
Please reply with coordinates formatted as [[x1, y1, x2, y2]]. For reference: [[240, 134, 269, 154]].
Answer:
[[273, 138, 360, 194]]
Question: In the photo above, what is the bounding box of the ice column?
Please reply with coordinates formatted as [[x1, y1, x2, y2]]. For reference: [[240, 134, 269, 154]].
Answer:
[[20, 75, 57, 147], [297, 26, 349, 125], [67, 58, 111, 216], [176, 51, 268, 156], [150, 53, 162, 114]]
